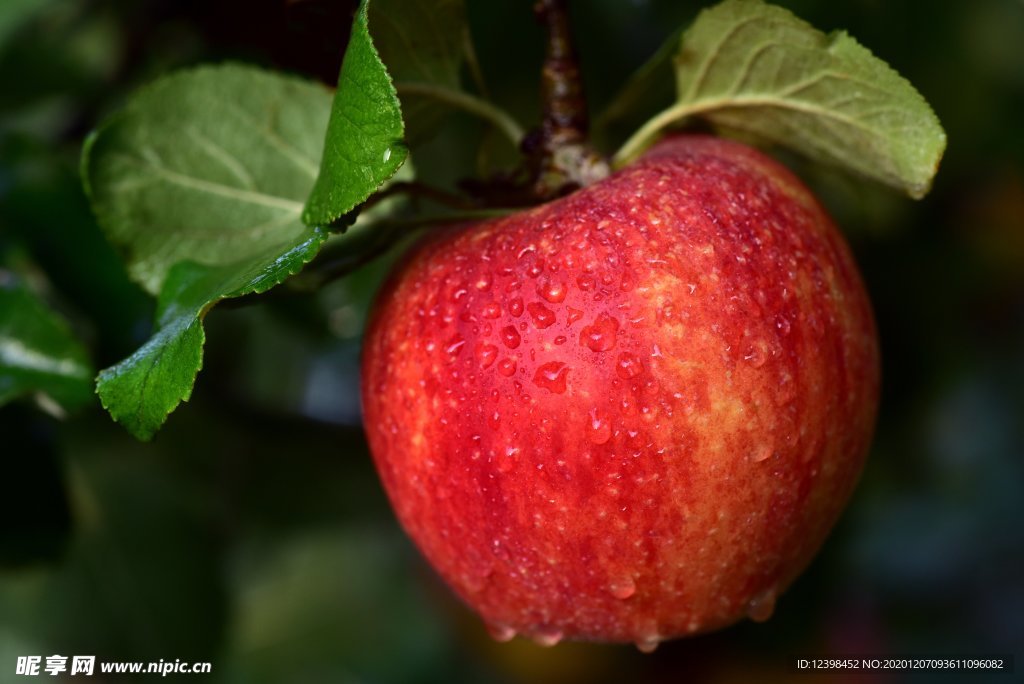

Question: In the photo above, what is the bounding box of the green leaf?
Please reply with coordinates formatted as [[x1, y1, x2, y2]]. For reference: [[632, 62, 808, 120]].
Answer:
[[302, 0, 409, 227], [0, 275, 93, 411], [96, 229, 328, 441], [82, 63, 333, 295], [614, 0, 946, 199]]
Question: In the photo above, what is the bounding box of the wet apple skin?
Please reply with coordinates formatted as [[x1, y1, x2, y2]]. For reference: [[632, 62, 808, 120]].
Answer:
[[361, 135, 879, 647]]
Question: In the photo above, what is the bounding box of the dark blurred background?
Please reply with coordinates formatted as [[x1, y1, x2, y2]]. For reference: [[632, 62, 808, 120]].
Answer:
[[1, 0, 1022, 682]]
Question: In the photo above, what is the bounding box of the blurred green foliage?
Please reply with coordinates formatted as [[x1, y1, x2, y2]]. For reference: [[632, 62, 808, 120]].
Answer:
[[1, 0, 1022, 682]]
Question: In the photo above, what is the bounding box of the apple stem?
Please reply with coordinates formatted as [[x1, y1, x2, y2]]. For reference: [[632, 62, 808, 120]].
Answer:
[[526, 0, 609, 198]]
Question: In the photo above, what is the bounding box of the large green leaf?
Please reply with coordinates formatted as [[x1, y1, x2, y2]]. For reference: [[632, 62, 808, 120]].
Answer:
[[614, 0, 946, 199], [82, 63, 333, 295], [302, 0, 409, 227], [0, 276, 93, 411], [96, 229, 328, 441]]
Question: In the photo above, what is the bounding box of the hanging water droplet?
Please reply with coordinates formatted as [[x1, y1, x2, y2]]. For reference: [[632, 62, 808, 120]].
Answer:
[[532, 362, 569, 394], [635, 635, 660, 653], [537, 277, 567, 303], [615, 352, 643, 379], [580, 313, 619, 352], [486, 622, 517, 643], [508, 297, 524, 317], [527, 302, 556, 329], [746, 587, 777, 623], [533, 628, 563, 647], [501, 326, 521, 349], [609, 576, 636, 599], [476, 342, 498, 369]]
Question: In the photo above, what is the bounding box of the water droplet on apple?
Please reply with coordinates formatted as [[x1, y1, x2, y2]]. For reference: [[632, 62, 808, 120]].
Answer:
[[752, 444, 772, 462], [488, 410, 501, 428], [588, 407, 612, 445], [508, 297, 524, 317], [537, 277, 567, 303], [609, 576, 636, 599], [525, 257, 545, 278], [482, 302, 501, 319], [576, 274, 595, 291], [486, 622, 517, 643], [746, 588, 777, 623], [615, 352, 643, 379], [501, 326, 521, 349], [497, 357, 517, 377], [775, 314, 791, 336], [533, 628, 563, 647], [475, 342, 498, 369], [554, 335, 567, 345], [566, 307, 583, 325], [527, 302, 556, 329], [474, 274, 492, 291], [532, 362, 569, 394], [445, 335, 466, 356], [580, 313, 619, 352], [743, 344, 767, 367], [635, 635, 660, 653]]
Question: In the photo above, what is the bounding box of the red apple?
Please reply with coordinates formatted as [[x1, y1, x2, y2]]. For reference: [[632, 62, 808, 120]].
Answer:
[[361, 135, 879, 650]]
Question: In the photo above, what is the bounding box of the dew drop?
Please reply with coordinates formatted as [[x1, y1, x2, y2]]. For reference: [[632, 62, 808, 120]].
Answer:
[[486, 622, 517, 643], [482, 302, 501, 319], [609, 576, 636, 599], [452, 287, 468, 302], [566, 307, 584, 325], [501, 326, 521, 349], [743, 345, 767, 367], [488, 410, 501, 429], [526, 257, 545, 278], [527, 302, 556, 329], [615, 352, 643, 379], [532, 362, 569, 394], [752, 445, 772, 462], [533, 628, 563, 647], [576, 274, 595, 291], [445, 334, 466, 356], [553, 335, 567, 345], [635, 636, 660, 654], [475, 342, 498, 369], [508, 297, 524, 317], [474, 274, 492, 291], [588, 407, 612, 445], [537, 277, 567, 303], [497, 358, 517, 377], [746, 588, 777, 623], [580, 313, 620, 352]]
